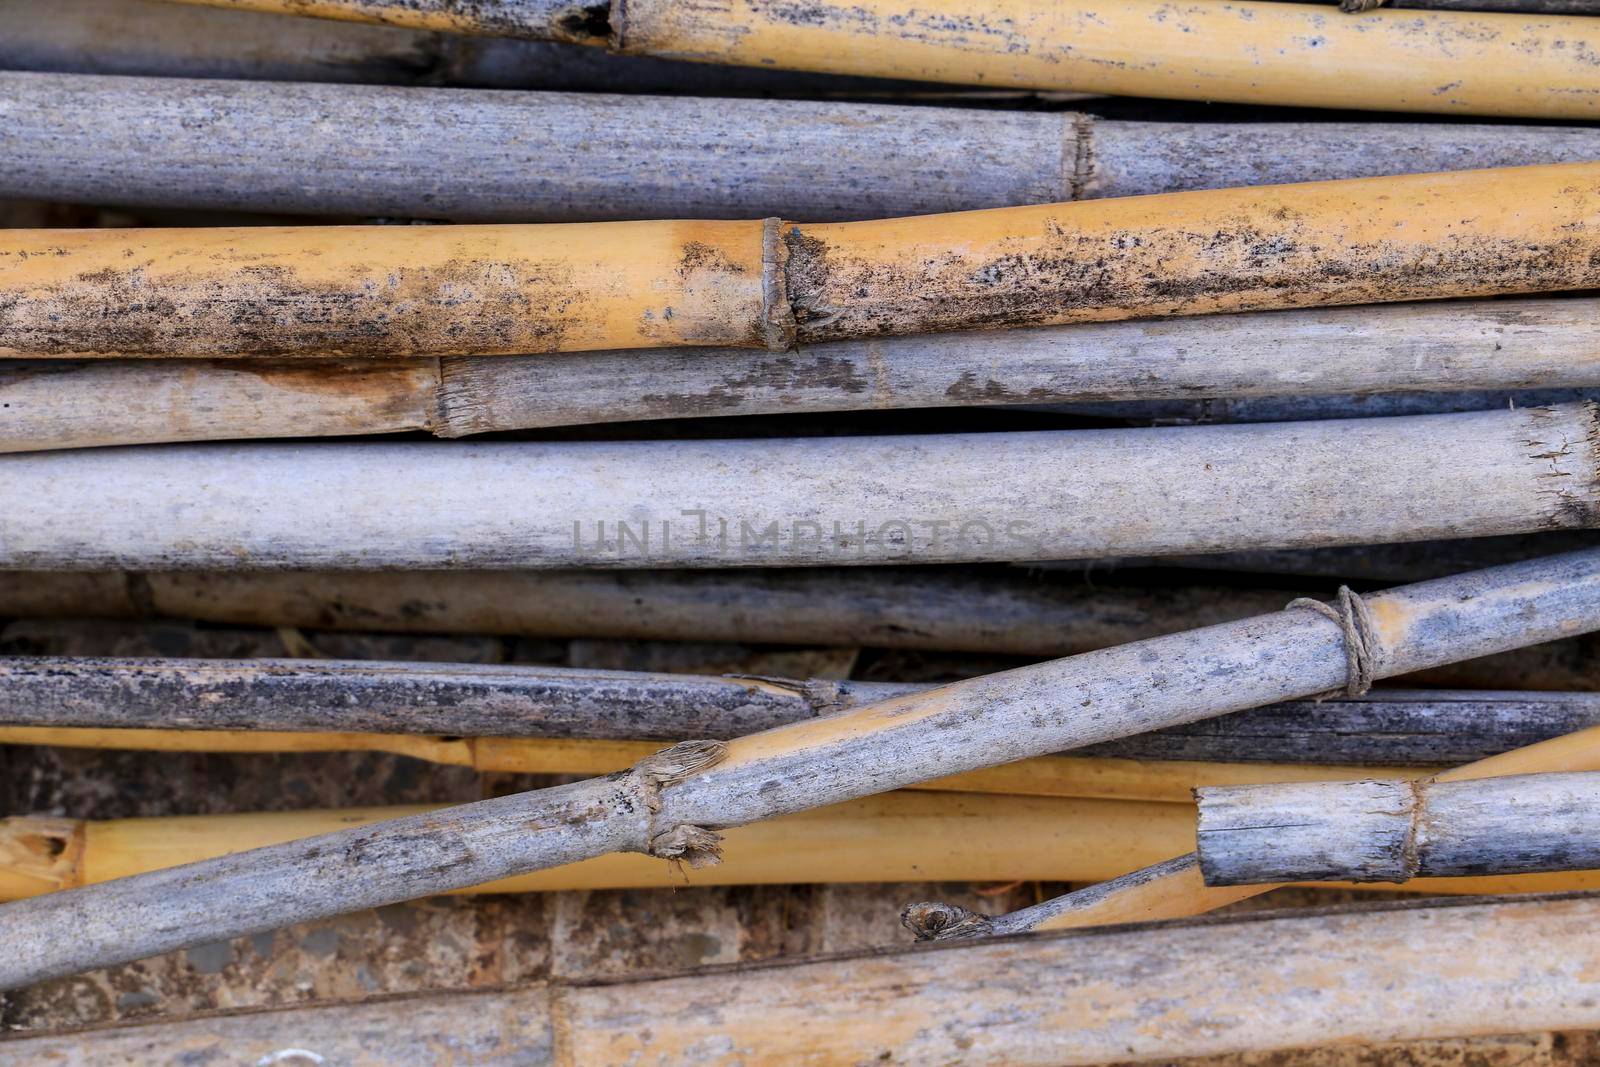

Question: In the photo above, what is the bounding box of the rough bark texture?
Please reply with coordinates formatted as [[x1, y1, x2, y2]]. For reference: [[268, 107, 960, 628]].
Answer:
[[2, 547, 1596, 988], [0, 657, 908, 738], [1197, 772, 1600, 885], [4, 404, 1597, 569]]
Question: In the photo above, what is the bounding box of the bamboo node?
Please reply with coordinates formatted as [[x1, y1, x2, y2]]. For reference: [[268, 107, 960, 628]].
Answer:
[[1286, 586, 1378, 699], [761, 218, 797, 352], [1066, 113, 1097, 201], [724, 674, 848, 715], [631, 739, 728, 792], [630, 739, 728, 868], [900, 902, 996, 942]]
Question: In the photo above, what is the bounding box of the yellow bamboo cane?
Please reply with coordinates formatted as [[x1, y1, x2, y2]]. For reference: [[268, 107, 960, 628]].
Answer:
[[0, 220, 778, 358], [162, 0, 1600, 119], [0, 725, 1429, 804], [8, 163, 1600, 357], [7, 790, 1598, 903], [1026, 723, 1600, 931]]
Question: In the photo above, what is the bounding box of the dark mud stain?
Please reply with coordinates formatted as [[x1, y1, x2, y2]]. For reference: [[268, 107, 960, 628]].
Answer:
[[243, 359, 440, 424], [553, 2, 613, 44], [785, 212, 1600, 344], [942, 371, 1064, 405], [0, 253, 574, 358], [678, 241, 748, 279], [633, 351, 871, 416]]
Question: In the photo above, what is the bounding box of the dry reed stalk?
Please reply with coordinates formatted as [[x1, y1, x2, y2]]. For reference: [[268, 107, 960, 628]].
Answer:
[[1, 548, 1596, 987]]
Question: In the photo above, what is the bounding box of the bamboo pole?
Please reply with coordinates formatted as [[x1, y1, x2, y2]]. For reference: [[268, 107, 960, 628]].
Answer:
[[6, 404, 1599, 569], [8, 793, 1598, 906], [0, 657, 906, 738], [159, 0, 1600, 118], [10, 655, 1600, 766], [0, 219, 781, 359], [10, 297, 1600, 452], [4, 73, 1085, 223], [1, 548, 1595, 988], [0, 725, 1436, 804], [10, 893, 1600, 1065], [0, 360, 442, 453], [907, 703, 1600, 938], [21, 74, 1600, 222], [12, 164, 1600, 358], [7, 565, 1598, 691], [0, 567, 1306, 650], [1196, 771, 1600, 884]]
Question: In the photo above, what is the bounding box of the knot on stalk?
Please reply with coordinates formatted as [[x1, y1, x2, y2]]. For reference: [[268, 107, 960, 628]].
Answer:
[[649, 825, 725, 870], [900, 901, 995, 942], [1287, 585, 1378, 698], [630, 739, 728, 869]]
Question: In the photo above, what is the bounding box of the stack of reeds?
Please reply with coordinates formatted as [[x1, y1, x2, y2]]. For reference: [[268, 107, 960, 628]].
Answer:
[[6, 1, 1600, 1062]]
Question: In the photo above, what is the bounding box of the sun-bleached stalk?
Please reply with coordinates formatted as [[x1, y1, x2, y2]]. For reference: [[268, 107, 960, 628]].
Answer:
[[4, 404, 1598, 569]]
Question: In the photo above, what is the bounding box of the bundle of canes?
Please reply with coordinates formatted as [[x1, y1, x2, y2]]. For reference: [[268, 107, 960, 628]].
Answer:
[[2, 547, 1598, 989]]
